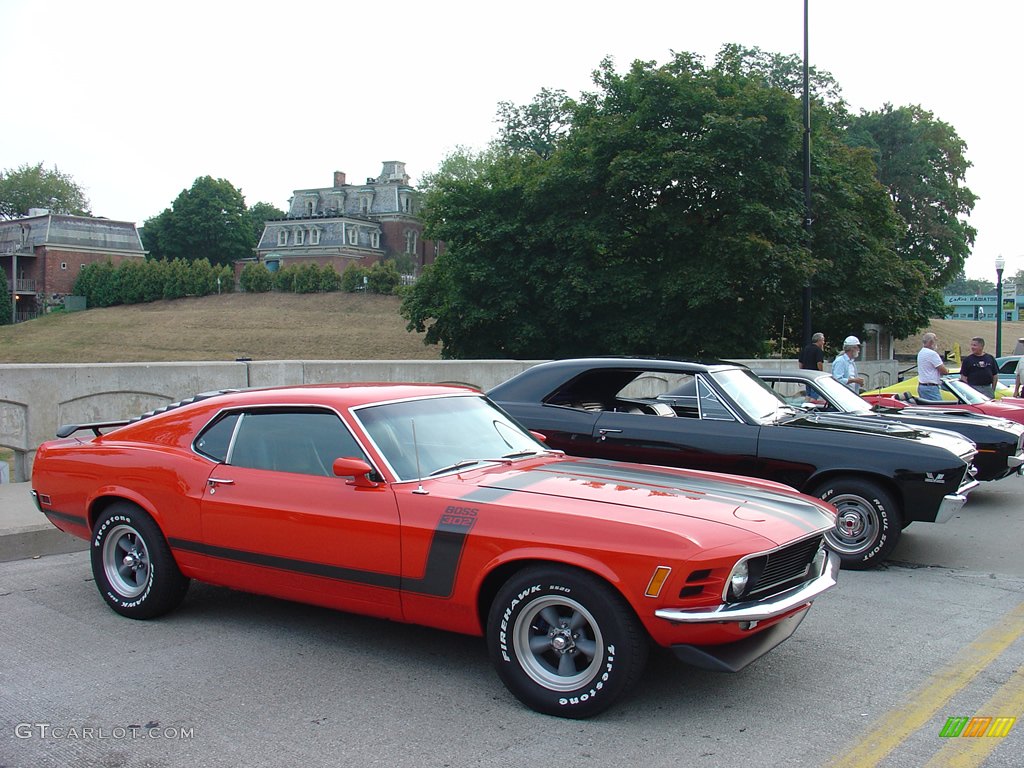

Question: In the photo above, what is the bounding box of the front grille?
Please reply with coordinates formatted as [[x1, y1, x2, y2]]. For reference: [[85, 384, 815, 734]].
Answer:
[[744, 534, 824, 600]]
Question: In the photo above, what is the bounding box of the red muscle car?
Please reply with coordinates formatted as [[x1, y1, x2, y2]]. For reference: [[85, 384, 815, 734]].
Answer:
[[31, 384, 838, 718]]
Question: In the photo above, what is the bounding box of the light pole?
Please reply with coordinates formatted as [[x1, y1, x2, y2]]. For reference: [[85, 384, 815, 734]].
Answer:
[[995, 255, 1005, 356]]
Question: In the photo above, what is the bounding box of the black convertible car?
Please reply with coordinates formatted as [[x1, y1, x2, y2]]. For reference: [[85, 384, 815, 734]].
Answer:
[[755, 368, 1024, 483], [490, 358, 979, 570]]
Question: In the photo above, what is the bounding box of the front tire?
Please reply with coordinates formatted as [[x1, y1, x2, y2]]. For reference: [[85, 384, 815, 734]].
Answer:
[[813, 478, 902, 570], [90, 502, 190, 619], [486, 565, 648, 718]]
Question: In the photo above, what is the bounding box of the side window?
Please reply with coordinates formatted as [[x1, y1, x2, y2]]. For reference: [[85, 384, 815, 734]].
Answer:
[[227, 410, 367, 476], [194, 413, 241, 462], [696, 378, 736, 421]]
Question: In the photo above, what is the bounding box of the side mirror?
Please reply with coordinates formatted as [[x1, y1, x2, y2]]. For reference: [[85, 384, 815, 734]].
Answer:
[[333, 457, 379, 488]]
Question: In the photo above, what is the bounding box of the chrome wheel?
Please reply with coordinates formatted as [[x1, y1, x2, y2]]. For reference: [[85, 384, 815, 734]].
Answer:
[[101, 523, 152, 599], [825, 493, 881, 557], [513, 595, 603, 692]]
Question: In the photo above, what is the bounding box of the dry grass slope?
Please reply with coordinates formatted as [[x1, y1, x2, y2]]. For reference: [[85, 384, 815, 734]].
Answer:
[[2, 293, 1023, 363], [0, 293, 442, 363]]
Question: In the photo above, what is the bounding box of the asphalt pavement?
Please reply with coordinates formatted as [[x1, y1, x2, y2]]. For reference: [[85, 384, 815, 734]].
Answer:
[[0, 482, 88, 563]]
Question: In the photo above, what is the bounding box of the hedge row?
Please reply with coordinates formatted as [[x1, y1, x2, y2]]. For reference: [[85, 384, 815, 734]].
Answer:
[[73, 258, 235, 308], [240, 261, 403, 295]]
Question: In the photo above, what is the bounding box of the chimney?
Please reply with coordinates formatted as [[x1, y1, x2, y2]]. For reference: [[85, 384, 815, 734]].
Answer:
[[334, 171, 346, 187]]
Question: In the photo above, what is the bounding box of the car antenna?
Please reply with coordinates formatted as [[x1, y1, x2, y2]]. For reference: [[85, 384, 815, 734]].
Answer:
[[411, 419, 428, 495]]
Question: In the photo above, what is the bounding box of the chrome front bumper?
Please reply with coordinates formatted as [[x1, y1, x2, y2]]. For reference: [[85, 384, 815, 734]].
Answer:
[[935, 477, 980, 523], [654, 550, 839, 624]]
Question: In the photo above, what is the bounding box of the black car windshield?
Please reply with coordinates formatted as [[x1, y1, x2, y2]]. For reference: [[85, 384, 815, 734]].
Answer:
[[354, 394, 546, 481], [709, 368, 796, 423]]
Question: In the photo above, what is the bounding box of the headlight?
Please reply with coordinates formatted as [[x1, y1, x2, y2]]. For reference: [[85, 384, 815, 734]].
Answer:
[[729, 560, 749, 599]]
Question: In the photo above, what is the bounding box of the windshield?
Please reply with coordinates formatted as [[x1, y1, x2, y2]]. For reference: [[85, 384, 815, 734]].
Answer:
[[709, 368, 794, 422], [811, 374, 874, 413], [354, 394, 546, 481], [943, 377, 991, 404]]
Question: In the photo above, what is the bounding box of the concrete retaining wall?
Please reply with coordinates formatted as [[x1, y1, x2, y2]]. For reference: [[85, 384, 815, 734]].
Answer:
[[0, 358, 897, 482]]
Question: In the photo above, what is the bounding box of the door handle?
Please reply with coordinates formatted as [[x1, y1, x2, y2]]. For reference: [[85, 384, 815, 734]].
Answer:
[[597, 428, 622, 441], [207, 477, 234, 494]]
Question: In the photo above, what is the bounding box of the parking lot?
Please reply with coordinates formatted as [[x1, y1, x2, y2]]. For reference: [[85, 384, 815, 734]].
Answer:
[[2, 475, 1022, 768]]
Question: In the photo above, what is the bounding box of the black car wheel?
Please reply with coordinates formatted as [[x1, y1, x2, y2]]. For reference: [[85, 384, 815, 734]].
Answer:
[[813, 478, 902, 570], [486, 565, 648, 718], [90, 502, 190, 619]]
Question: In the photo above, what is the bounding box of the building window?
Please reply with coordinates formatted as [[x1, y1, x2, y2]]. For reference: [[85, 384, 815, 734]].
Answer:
[[305, 199, 315, 216], [310, 228, 320, 245], [405, 230, 418, 254], [370, 231, 380, 249], [277, 230, 288, 246], [61, 262, 68, 270], [348, 227, 358, 245], [295, 229, 305, 245], [360, 195, 372, 214]]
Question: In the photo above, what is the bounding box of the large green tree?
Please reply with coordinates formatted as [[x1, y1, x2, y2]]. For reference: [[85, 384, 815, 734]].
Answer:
[[404, 51, 930, 358], [846, 104, 977, 286], [0, 162, 91, 219], [142, 176, 255, 265]]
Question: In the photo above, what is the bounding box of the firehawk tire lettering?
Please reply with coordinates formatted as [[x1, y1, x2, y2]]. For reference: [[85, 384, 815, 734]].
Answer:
[[486, 566, 648, 718], [90, 502, 190, 620]]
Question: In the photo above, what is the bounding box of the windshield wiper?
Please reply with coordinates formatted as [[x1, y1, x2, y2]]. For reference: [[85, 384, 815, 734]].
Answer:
[[427, 459, 484, 477]]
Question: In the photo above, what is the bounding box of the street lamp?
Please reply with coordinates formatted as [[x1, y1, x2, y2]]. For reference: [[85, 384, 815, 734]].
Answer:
[[995, 255, 1006, 356]]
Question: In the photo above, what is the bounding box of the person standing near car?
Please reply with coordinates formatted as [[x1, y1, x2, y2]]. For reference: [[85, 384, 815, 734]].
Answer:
[[917, 332, 949, 401], [960, 336, 999, 398], [799, 332, 826, 370], [832, 336, 865, 393], [1015, 355, 1023, 397]]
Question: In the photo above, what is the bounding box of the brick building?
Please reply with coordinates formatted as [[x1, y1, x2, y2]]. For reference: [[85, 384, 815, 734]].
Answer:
[[1, 210, 145, 321], [243, 161, 441, 281]]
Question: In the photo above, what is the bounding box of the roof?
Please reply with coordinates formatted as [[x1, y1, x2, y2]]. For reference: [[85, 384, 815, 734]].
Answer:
[[0, 213, 143, 254]]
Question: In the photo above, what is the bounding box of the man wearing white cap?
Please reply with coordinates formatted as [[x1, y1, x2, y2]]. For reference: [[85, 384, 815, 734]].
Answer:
[[832, 335, 865, 393]]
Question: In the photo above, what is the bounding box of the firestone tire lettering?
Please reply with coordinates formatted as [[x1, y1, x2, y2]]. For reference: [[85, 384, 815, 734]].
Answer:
[[485, 565, 648, 719], [90, 502, 191, 620]]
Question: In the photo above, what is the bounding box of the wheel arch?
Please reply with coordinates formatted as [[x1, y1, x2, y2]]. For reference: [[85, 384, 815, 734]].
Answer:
[[474, 553, 637, 637], [803, 469, 902, 509]]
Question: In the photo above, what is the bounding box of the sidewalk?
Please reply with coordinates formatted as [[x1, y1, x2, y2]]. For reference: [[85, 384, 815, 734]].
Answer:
[[0, 481, 89, 562]]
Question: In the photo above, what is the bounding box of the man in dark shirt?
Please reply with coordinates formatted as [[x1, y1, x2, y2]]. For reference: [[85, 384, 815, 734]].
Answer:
[[799, 332, 825, 371], [959, 336, 999, 397]]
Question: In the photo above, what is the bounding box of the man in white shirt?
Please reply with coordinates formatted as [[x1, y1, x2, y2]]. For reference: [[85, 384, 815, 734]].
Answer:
[[1015, 355, 1023, 397], [917, 332, 949, 401]]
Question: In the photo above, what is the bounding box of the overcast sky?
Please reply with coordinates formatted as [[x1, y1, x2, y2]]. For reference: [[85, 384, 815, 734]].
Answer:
[[2, 0, 1018, 280]]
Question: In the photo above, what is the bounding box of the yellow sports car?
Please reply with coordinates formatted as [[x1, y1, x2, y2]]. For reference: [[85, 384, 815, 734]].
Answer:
[[862, 373, 1013, 401]]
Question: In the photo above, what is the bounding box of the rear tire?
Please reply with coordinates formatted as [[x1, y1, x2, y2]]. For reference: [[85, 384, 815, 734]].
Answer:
[[813, 478, 901, 570], [90, 502, 190, 619], [486, 565, 648, 718]]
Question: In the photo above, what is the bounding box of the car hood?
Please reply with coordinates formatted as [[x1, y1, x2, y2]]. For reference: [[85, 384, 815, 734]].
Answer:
[[469, 457, 835, 546], [781, 411, 976, 460]]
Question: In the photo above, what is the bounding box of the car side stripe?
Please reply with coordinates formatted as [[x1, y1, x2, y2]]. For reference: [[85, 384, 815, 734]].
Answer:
[[166, 510, 477, 597]]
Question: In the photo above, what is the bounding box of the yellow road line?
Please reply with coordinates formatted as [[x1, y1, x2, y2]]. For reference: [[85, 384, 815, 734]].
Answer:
[[825, 600, 1024, 768], [922, 667, 1024, 768]]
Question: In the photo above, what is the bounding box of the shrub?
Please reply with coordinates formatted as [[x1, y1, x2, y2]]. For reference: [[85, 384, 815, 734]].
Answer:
[[240, 263, 272, 293]]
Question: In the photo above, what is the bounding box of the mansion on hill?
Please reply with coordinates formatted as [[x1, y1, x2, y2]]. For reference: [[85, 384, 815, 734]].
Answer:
[[242, 161, 441, 280]]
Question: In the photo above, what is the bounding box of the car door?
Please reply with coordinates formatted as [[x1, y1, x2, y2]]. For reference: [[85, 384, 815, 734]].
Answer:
[[588, 376, 762, 476], [195, 407, 403, 618]]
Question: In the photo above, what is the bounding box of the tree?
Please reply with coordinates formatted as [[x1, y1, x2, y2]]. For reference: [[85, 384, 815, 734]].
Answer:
[[142, 177, 255, 265], [846, 104, 977, 286], [240, 263, 272, 293], [0, 162, 91, 219], [248, 201, 286, 246], [0, 266, 12, 324], [404, 52, 927, 358]]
